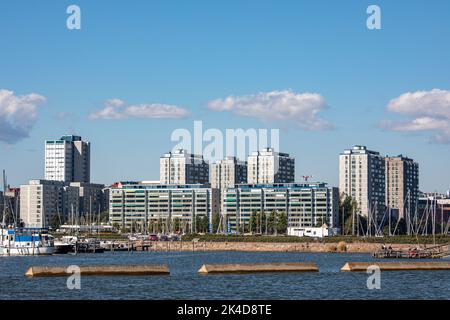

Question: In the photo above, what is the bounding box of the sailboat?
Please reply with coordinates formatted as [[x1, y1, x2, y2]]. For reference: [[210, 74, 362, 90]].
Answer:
[[0, 170, 55, 256]]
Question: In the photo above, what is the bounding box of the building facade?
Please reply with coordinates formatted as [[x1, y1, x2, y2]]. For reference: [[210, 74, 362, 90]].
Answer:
[[109, 182, 220, 232], [211, 157, 247, 190], [223, 183, 339, 233], [211, 156, 247, 216], [339, 146, 386, 220], [45, 135, 90, 183], [418, 193, 450, 234], [385, 155, 419, 220], [20, 180, 107, 228], [0, 187, 20, 224], [160, 149, 209, 185], [69, 182, 108, 216], [247, 148, 295, 184], [20, 180, 80, 228]]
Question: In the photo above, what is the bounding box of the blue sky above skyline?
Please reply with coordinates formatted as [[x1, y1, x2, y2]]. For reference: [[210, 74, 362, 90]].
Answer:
[[1, 0, 450, 192]]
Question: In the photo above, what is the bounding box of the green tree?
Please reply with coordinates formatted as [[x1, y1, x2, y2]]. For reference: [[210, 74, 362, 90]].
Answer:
[[276, 212, 288, 234], [267, 210, 277, 235], [100, 211, 110, 223], [212, 213, 221, 233], [339, 193, 359, 235], [315, 216, 327, 227], [50, 213, 62, 230], [195, 216, 209, 233], [249, 211, 257, 233], [173, 218, 181, 233], [260, 211, 267, 234]]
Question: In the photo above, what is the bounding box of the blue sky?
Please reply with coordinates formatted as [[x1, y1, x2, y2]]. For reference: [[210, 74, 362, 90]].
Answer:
[[0, 0, 449, 192]]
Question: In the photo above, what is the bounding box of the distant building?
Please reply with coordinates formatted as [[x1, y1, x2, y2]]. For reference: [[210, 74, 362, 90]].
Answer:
[[247, 148, 295, 184], [385, 155, 419, 221], [109, 182, 220, 232], [3, 187, 21, 223], [20, 180, 80, 228], [211, 157, 247, 190], [160, 149, 209, 185], [69, 182, 108, 216], [20, 180, 107, 228], [339, 145, 385, 221], [223, 183, 339, 233], [211, 156, 247, 216], [418, 193, 450, 232], [45, 135, 90, 183]]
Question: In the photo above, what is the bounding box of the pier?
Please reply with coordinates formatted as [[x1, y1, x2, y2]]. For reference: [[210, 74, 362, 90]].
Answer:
[[372, 244, 450, 259], [198, 262, 319, 274], [25, 264, 170, 277]]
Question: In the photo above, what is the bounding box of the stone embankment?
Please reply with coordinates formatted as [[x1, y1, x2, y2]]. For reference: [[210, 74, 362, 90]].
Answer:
[[131, 241, 418, 253]]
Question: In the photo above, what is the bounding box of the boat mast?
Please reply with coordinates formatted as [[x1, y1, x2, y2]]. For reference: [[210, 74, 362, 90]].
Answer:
[[388, 207, 391, 236], [2, 170, 7, 227], [433, 193, 436, 246], [352, 206, 355, 236]]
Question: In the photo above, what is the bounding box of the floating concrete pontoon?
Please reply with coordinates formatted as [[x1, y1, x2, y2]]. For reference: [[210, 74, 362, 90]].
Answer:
[[198, 262, 319, 274], [25, 264, 170, 277], [341, 262, 450, 272]]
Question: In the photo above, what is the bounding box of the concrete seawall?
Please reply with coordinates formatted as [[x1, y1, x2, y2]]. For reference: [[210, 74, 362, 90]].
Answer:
[[134, 241, 419, 253], [341, 262, 450, 272], [198, 262, 319, 274], [25, 264, 170, 277]]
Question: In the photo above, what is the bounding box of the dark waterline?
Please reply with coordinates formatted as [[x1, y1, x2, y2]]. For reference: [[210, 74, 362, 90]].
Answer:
[[1, 251, 449, 300]]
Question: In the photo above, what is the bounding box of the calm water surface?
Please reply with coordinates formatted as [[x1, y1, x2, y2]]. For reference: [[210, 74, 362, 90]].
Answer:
[[1, 251, 449, 300]]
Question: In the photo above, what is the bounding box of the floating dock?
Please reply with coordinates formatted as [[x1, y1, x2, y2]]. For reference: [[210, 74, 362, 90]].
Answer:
[[25, 264, 170, 277], [341, 261, 450, 272], [198, 262, 319, 274]]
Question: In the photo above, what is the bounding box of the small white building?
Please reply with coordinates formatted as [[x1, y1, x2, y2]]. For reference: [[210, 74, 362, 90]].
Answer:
[[288, 224, 339, 238]]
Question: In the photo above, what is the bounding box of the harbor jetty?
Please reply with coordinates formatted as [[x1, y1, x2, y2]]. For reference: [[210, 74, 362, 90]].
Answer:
[[198, 262, 319, 274], [25, 264, 170, 277], [341, 261, 450, 272]]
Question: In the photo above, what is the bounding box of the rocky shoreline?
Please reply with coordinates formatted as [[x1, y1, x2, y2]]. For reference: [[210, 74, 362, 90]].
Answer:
[[139, 241, 423, 253]]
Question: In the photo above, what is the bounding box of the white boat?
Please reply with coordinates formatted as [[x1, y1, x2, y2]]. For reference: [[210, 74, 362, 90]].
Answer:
[[0, 227, 55, 256]]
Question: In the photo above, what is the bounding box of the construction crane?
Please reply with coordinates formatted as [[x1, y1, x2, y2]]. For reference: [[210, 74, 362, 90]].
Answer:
[[302, 175, 313, 182]]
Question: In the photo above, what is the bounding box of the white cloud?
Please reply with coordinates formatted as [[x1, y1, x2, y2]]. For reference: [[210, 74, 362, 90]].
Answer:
[[382, 117, 449, 132], [383, 89, 450, 143], [208, 90, 332, 130], [0, 89, 46, 144], [89, 99, 190, 120]]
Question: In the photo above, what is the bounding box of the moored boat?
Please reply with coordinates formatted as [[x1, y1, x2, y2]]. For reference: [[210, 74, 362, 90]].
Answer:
[[0, 227, 55, 256]]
